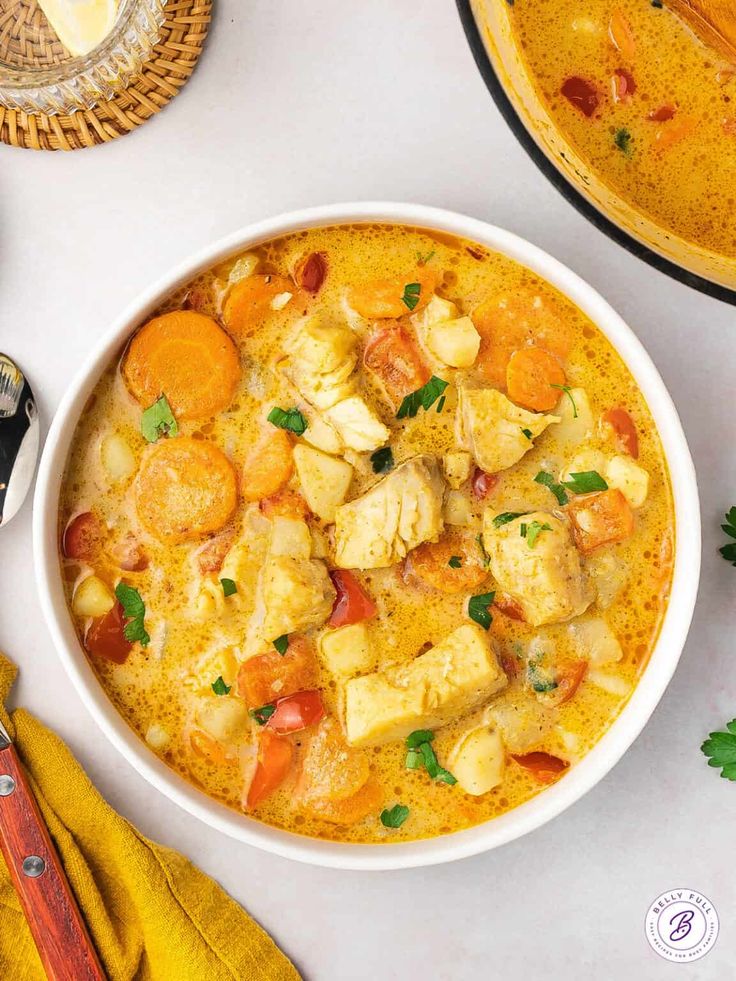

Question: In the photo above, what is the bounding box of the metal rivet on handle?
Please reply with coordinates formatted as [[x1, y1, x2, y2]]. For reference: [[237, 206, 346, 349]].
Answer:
[[0, 774, 15, 796], [22, 855, 45, 878]]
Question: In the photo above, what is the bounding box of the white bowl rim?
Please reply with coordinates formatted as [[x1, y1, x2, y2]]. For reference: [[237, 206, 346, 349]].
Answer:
[[33, 201, 700, 871]]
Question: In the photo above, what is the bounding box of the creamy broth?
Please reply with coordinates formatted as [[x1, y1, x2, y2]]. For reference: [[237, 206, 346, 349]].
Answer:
[[59, 223, 674, 843]]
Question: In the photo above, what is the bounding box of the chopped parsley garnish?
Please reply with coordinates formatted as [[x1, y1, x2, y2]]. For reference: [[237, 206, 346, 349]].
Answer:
[[448, 555, 462, 568], [562, 471, 608, 494], [436, 394, 447, 414], [401, 282, 422, 311], [114, 582, 150, 647], [405, 749, 422, 769], [719, 507, 736, 566], [476, 533, 490, 568], [141, 394, 178, 443], [381, 804, 410, 828], [521, 428, 533, 440], [249, 704, 276, 726], [220, 578, 237, 597], [416, 250, 436, 265], [519, 522, 527, 537], [405, 731, 456, 784], [614, 127, 633, 157], [521, 520, 552, 549], [396, 375, 449, 419], [211, 676, 231, 696], [702, 720, 736, 780], [267, 406, 308, 435], [370, 446, 394, 474], [534, 470, 569, 506], [492, 511, 524, 528], [468, 591, 496, 630], [550, 384, 578, 418], [527, 660, 558, 693], [273, 634, 289, 655], [406, 729, 435, 749]]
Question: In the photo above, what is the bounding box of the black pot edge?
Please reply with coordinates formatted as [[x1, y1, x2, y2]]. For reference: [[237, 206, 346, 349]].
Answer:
[[455, 0, 736, 307]]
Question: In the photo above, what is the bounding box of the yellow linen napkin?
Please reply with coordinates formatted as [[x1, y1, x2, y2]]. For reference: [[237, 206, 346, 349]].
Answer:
[[0, 653, 300, 981]]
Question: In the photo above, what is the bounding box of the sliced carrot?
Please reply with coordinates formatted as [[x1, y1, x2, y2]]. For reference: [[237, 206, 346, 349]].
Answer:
[[122, 310, 240, 422], [347, 267, 437, 319], [506, 346, 565, 412], [511, 752, 569, 784], [602, 407, 639, 458], [406, 531, 488, 594], [609, 8, 635, 60], [363, 326, 430, 403], [222, 274, 294, 339], [242, 430, 294, 503], [190, 730, 231, 766], [299, 776, 383, 825], [236, 636, 317, 708], [135, 437, 238, 543], [566, 489, 635, 554], [653, 116, 697, 152], [296, 717, 371, 803], [259, 487, 309, 520]]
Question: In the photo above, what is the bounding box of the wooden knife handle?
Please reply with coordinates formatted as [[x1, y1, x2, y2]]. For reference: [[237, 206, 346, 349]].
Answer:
[[0, 742, 106, 980]]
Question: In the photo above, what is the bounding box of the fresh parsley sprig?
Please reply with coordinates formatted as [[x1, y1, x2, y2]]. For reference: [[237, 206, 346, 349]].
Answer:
[[468, 591, 496, 630], [521, 520, 552, 549], [381, 804, 410, 828], [267, 406, 308, 435], [220, 578, 237, 597], [535, 470, 569, 506], [719, 507, 736, 566], [141, 394, 178, 443], [405, 730, 456, 784], [249, 704, 276, 726], [396, 375, 449, 419], [273, 635, 289, 655], [550, 384, 578, 418], [211, 676, 231, 696], [448, 556, 462, 568], [492, 512, 524, 528], [401, 282, 421, 311], [370, 446, 394, 474], [702, 720, 736, 780], [563, 471, 608, 494], [114, 582, 150, 647]]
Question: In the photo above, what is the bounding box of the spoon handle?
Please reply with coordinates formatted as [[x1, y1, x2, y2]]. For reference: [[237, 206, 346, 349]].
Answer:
[[0, 742, 106, 980]]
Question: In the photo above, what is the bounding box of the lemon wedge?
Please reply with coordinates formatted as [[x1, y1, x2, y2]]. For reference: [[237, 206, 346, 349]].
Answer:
[[36, 0, 119, 58]]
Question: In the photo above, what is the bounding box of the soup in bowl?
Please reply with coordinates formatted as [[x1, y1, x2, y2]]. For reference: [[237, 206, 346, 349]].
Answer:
[[34, 204, 699, 868]]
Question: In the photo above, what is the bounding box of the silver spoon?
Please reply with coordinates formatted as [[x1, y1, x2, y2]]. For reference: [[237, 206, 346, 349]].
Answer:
[[0, 353, 39, 526]]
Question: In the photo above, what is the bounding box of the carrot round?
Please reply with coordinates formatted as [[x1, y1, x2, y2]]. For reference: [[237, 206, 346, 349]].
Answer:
[[122, 310, 240, 422], [242, 429, 294, 502], [347, 267, 437, 319], [135, 437, 238, 543], [506, 346, 565, 411], [223, 274, 294, 339]]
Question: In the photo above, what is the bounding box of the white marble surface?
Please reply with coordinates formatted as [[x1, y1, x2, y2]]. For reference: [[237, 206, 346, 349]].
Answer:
[[2, 1, 735, 977]]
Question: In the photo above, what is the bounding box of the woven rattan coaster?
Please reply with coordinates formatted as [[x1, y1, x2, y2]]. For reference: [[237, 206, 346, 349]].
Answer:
[[0, 0, 211, 151]]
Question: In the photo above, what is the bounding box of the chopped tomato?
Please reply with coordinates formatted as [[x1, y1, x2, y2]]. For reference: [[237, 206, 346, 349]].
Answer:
[[472, 469, 500, 500], [190, 730, 231, 766], [611, 68, 636, 103], [512, 752, 569, 784], [236, 636, 317, 707], [62, 511, 104, 562], [566, 489, 635, 554], [653, 116, 697, 152], [647, 104, 676, 123], [112, 535, 149, 572], [506, 346, 565, 412], [548, 659, 587, 706], [560, 76, 599, 117], [608, 8, 635, 60], [293, 252, 328, 294], [242, 429, 293, 503], [245, 730, 294, 810], [196, 527, 236, 574], [84, 602, 132, 664], [260, 488, 310, 520], [363, 326, 430, 403], [493, 594, 525, 621], [266, 690, 325, 735], [348, 267, 436, 319], [328, 570, 377, 627], [602, 407, 639, 458], [499, 652, 521, 679], [406, 531, 488, 594]]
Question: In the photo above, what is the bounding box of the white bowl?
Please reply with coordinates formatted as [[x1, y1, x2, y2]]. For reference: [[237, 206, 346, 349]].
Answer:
[[33, 203, 700, 870]]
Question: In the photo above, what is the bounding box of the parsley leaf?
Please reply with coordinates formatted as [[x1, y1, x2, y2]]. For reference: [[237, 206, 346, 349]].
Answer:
[[492, 512, 524, 528], [211, 676, 231, 696], [550, 384, 578, 418], [448, 555, 462, 568], [476, 533, 491, 568], [404, 731, 456, 784], [267, 406, 308, 435], [396, 375, 449, 419], [468, 591, 496, 630], [249, 704, 276, 726], [419, 741, 457, 784], [381, 804, 410, 828], [522, 520, 552, 549], [370, 446, 394, 474], [719, 507, 736, 566], [614, 127, 633, 157], [702, 720, 736, 780], [141, 395, 178, 443], [220, 578, 237, 597], [405, 749, 422, 769], [562, 471, 608, 494], [436, 394, 446, 414], [273, 634, 289, 655], [416, 250, 436, 266], [114, 582, 150, 647], [534, 470, 569, 506], [521, 428, 533, 440], [401, 282, 422, 311], [406, 729, 435, 749]]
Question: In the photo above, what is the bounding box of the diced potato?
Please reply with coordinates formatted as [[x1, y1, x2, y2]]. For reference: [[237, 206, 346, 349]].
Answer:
[[586, 551, 626, 608], [556, 727, 580, 754], [101, 433, 136, 482], [324, 396, 390, 452], [552, 387, 594, 445], [72, 575, 114, 617], [425, 316, 481, 368], [485, 691, 556, 753], [606, 455, 649, 508], [443, 451, 473, 489], [344, 624, 507, 746], [196, 697, 249, 742], [301, 410, 344, 455], [145, 724, 171, 751], [559, 448, 608, 484], [293, 444, 353, 522], [569, 616, 623, 665], [587, 669, 629, 696], [318, 622, 374, 678], [227, 253, 259, 285], [270, 516, 312, 560], [449, 726, 505, 795], [443, 489, 473, 526], [413, 294, 459, 328]]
